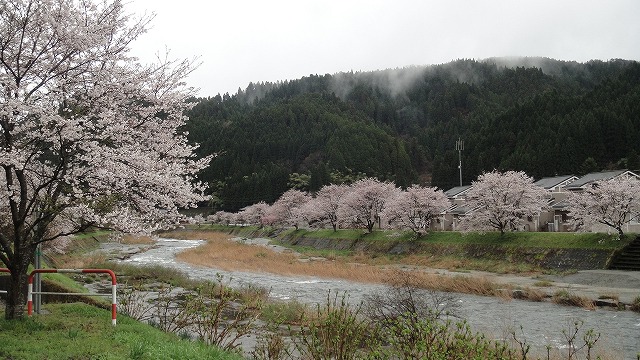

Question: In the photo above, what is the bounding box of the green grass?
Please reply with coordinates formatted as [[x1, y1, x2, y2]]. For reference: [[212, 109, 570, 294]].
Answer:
[[281, 228, 416, 242], [277, 228, 631, 249], [83, 260, 200, 289], [0, 303, 243, 360], [282, 245, 354, 258], [188, 224, 631, 249], [42, 272, 91, 293]]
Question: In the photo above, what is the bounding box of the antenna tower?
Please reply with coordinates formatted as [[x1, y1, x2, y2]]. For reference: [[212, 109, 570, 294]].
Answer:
[[456, 138, 464, 186]]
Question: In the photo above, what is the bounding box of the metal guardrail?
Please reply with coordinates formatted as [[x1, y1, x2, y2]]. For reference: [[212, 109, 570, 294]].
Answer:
[[27, 269, 118, 326]]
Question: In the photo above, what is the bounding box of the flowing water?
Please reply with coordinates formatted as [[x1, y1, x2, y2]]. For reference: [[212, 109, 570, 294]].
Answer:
[[115, 238, 640, 359]]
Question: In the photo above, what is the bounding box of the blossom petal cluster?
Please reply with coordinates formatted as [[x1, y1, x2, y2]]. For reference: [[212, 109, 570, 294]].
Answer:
[[1, 0, 209, 279], [211, 178, 449, 235], [459, 171, 548, 233], [567, 177, 640, 236]]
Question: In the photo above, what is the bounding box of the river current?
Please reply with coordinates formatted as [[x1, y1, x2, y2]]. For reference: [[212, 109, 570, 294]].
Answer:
[[117, 238, 640, 359]]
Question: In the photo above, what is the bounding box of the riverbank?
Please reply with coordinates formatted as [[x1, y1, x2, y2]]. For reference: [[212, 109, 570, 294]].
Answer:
[[193, 225, 630, 271], [166, 228, 640, 309], [84, 232, 640, 359]]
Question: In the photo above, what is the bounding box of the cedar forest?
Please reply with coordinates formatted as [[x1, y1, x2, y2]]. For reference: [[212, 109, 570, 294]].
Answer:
[[185, 58, 640, 211]]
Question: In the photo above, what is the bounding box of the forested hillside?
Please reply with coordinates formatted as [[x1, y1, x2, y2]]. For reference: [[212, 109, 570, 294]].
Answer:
[[186, 58, 640, 211]]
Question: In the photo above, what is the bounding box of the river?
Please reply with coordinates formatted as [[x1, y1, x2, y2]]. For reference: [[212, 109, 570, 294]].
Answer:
[[115, 238, 640, 359]]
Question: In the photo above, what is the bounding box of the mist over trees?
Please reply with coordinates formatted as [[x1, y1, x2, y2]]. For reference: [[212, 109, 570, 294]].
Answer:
[[186, 58, 640, 211]]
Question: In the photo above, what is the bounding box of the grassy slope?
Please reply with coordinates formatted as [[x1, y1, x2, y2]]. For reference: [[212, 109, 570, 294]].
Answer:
[[182, 225, 632, 272], [194, 224, 631, 249], [0, 303, 242, 360], [280, 228, 631, 249]]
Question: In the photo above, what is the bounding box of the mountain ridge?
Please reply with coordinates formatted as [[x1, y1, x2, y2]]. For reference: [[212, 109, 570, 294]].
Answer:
[[186, 57, 640, 211]]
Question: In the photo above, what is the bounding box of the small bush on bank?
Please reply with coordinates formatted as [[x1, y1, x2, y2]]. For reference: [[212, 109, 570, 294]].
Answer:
[[631, 296, 640, 312], [552, 290, 596, 310]]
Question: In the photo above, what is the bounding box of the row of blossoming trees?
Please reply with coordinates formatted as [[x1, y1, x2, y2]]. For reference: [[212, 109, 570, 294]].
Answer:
[[209, 170, 640, 237]]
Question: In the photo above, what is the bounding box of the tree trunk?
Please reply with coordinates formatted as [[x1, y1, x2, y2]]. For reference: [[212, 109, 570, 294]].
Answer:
[[367, 220, 374, 233], [5, 261, 30, 320]]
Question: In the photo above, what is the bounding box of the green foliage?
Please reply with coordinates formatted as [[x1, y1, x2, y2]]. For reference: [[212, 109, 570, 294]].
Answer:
[[293, 292, 370, 360], [83, 260, 200, 289], [187, 58, 640, 208], [260, 300, 307, 325], [368, 317, 515, 360]]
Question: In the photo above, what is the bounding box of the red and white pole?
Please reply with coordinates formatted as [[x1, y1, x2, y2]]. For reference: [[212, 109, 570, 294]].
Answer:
[[83, 269, 117, 326]]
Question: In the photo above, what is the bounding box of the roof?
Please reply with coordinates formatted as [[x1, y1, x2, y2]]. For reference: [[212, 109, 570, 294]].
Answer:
[[534, 175, 577, 190], [550, 200, 569, 210], [444, 185, 471, 198], [565, 170, 637, 190], [447, 204, 474, 215]]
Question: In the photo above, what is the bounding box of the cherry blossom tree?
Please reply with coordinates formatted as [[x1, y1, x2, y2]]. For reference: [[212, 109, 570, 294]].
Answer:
[[263, 189, 310, 229], [237, 202, 269, 226], [209, 211, 235, 225], [0, 0, 208, 319], [461, 171, 547, 234], [567, 177, 640, 237], [297, 184, 349, 231], [383, 185, 450, 237], [338, 178, 398, 233]]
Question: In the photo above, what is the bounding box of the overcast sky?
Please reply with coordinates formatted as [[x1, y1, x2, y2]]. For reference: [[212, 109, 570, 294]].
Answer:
[[126, 0, 640, 97]]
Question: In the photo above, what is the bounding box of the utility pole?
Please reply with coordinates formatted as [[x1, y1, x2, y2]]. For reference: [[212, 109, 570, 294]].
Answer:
[[456, 138, 464, 186], [34, 244, 41, 314]]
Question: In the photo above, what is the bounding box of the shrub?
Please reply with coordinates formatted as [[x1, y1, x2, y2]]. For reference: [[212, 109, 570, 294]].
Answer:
[[293, 291, 370, 360], [631, 295, 640, 312]]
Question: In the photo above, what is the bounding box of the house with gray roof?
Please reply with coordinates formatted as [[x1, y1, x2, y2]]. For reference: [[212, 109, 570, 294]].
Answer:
[[566, 170, 639, 191], [444, 185, 472, 199], [533, 175, 577, 232], [534, 175, 578, 192], [440, 170, 640, 233], [438, 185, 473, 230]]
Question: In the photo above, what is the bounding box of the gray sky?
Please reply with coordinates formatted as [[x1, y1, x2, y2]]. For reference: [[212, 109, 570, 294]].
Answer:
[[127, 0, 640, 97]]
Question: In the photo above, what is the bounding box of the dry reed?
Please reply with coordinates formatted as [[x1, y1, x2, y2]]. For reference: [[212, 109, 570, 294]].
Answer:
[[55, 253, 108, 269], [552, 290, 596, 310], [165, 230, 609, 310], [175, 231, 390, 283], [172, 231, 509, 299]]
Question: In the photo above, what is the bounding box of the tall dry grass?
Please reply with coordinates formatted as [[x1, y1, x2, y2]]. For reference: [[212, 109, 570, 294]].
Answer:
[[168, 230, 601, 309], [174, 231, 390, 283], [172, 231, 512, 298]]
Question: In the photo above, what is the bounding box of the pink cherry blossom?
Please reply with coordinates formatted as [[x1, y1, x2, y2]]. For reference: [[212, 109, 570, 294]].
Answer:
[[297, 184, 349, 231], [338, 178, 398, 233], [383, 185, 450, 237], [567, 177, 640, 237], [461, 170, 547, 234], [0, 0, 208, 319], [263, 189, 310, 229], [237, 202, 270, 226]]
